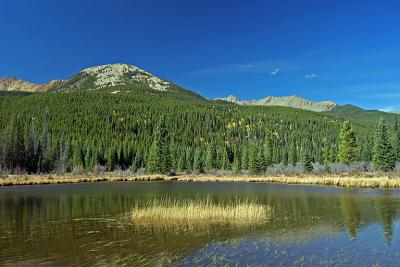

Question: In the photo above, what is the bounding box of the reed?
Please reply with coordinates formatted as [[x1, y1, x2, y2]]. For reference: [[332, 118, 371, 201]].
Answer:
[[132, 198, 272, 228], [3, 173, 400, 189]]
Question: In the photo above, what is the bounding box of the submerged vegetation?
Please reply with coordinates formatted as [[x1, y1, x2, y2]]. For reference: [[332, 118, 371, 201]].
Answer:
[[132, 198, 272, 229]]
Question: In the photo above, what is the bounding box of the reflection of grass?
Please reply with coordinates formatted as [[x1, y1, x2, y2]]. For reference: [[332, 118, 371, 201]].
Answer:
[[132, 198, 272, 228]]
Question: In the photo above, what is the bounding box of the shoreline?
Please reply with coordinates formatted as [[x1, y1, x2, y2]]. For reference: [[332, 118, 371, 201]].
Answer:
[[1, 173, 400, 188]]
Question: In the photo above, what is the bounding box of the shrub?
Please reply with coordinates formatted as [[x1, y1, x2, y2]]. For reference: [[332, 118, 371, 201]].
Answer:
[[93, 164, 106, 175], [312, 163, 325, 174], [329, 162, 351, 173], [349, 161, 371, 173], [0, 168, 8, 178], [72, 166, 85, 175]]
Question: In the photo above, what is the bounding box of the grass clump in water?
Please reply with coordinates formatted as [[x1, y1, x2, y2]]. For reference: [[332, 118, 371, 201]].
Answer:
[[132, 197, 272, 228]]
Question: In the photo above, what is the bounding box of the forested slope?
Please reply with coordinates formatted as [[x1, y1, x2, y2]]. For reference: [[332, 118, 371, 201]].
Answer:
[[0, 83, 382, 174]]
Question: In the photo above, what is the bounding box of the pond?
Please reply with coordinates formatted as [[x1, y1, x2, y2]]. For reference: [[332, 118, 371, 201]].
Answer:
[[1, 181, 400, 266]]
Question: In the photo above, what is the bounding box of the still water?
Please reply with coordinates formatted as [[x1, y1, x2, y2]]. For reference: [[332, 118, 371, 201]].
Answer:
[[1, 181, 400, 266]]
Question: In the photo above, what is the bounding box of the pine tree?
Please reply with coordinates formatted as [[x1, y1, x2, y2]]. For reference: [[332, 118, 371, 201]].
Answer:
[[205, 144, 215, 170], [241, 145, 248, 170], [338, 121, 359, 165], [373, 118, 396, 172], [146, 117, 170, 174], [248, 143, 258, 174], [288, 136, 298, 166], [177, 150, 185, 173], [26, 121, 38, 173], [185, 147, 193, 172], [169, 139, 177, 172], [105, 145, 117, 171], [301, 146, 313, 172], [193, 147, 203, 174], [220, 146, 230, 170], [329, 146, 337, 163], [233, 155, 241, 174], [72, 142, 84, 168], [58, 134, 69, 173], [394, 118, 400, 162], [263, 134, 273, 167], [257, 148, 265, 173], [3, 116, 25, 172]]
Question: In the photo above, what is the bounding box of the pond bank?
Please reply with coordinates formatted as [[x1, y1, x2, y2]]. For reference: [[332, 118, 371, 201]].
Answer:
[[2, 173, 400, 188]]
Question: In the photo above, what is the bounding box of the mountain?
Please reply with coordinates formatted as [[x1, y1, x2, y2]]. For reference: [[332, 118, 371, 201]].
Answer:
[[215, 95, 337, 112], [0, 77, 62, 92], [0, 63, 204, 100], [0, 63, 185, 93], [328, 104, 400, 127], [52, 63, 172, 92], [1, 62, 400, 176]]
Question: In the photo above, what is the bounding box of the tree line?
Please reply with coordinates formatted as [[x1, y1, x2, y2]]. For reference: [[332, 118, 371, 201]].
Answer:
[[0, 88, 399, 175]]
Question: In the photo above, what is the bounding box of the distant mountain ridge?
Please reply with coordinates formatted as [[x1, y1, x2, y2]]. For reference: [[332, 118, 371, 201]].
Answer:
[[215, 95, 337, 112], [0, 77, 62, 92], [1, 63, 397, 116], [0, 63, 172, 93]]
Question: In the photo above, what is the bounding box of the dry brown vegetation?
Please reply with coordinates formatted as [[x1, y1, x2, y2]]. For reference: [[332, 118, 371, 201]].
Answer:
[[2, 173, 400, 188]]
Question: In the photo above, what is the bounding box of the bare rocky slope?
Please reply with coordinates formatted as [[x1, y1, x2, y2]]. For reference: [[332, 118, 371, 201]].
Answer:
[[215, 95, 337, 112], [0, 77, 62, 92]]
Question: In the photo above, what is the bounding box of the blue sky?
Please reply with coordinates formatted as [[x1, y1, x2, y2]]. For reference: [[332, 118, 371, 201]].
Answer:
[[1, 0, 400, 110]]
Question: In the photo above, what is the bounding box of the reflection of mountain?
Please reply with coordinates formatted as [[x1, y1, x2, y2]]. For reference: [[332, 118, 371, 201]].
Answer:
[[0, 183, 399, 265]]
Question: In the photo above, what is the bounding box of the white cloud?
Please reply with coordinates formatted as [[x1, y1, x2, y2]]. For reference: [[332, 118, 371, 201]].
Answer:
[[239, 64, 253, 69], [380, 105, 400, 113], [270, 68, 280, 76], [305, 73, 317, 79]]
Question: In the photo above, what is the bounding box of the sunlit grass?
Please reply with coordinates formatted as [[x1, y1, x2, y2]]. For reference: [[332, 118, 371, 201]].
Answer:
[[3, 173, 400, 189], [132, 198, 272, 228]]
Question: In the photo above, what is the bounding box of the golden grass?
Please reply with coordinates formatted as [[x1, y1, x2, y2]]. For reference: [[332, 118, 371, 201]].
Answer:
[[177, 175, 400, 188], [2, 173, 400, 188], [0, 174, 166, 186], [132, 198, 272, 228]]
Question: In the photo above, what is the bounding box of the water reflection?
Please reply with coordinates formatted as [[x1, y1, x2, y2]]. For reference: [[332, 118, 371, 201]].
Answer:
[[0, 182, 400, 266]]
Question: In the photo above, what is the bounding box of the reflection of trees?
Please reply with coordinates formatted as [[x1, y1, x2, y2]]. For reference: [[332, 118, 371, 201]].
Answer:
[[340, 196, 361, 239], [376, 191, 397, 243], [1, 187, 400, 264]]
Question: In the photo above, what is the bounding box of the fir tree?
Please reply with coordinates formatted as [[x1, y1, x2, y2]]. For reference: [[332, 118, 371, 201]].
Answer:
[[72, 142, 84, 168], [263, 134, 273, 167], [185, 147, 193, 172], [301, 146, 313, 172], [373, 118, 396, 172], [26, 121, 38, 173], [338, 121, 359, 165], [220, 146, 230, 170], [241, 145, 248, 170], [394, 118, 400, 161], [177, 151, 185, 173], [288, 136, 298, 166], [248, 143, 258, 174], [205, 144, 215, 170], [193, 147, 203, 174], [233, 155, 241, 174], [146, 117, 170, 174]]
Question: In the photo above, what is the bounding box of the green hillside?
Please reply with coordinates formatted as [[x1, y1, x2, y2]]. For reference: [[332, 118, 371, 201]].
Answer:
[[328, 104, 400, 128], [1, 63, 399, 175], [0, 83, 379, 174]]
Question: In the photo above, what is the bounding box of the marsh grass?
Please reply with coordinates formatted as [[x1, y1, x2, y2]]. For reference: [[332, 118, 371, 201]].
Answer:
[[3, 173, 400, 188], [132, 197, 272, 230]]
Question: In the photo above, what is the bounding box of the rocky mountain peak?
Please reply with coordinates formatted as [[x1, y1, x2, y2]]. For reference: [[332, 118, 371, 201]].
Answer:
[[79, 63, 170, 91]]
